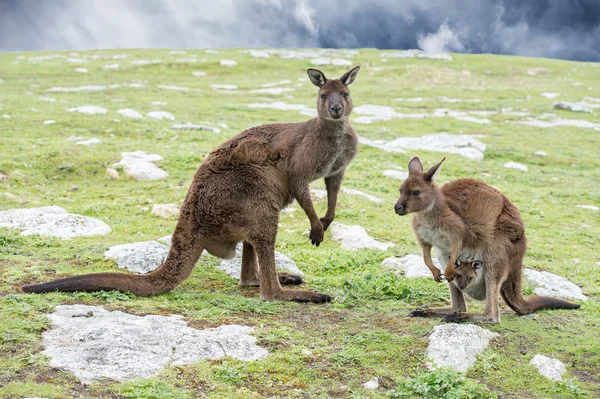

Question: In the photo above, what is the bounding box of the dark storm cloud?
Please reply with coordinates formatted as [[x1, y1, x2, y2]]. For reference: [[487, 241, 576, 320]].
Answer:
[[0, 0, 599, 61]]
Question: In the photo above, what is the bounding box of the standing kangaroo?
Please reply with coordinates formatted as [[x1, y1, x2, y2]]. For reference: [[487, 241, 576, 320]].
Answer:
[[395, 157, 580, 323], [22, 66, 361, 303]]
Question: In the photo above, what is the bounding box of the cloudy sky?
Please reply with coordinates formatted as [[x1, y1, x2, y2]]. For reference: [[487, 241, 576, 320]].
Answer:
[[1, 0, 599, 61]]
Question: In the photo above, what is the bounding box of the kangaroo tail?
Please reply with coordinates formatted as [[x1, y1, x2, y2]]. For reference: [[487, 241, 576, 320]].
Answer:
[[501, 271, 580, 315], [22, 215, 204, 297]]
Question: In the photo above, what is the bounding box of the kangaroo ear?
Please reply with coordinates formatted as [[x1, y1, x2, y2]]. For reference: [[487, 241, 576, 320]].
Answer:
[[424, 157, 445, 181], [340, 66, 360, 86], [408, 157, 423, 174], [307, 68, 327, 87], [472, 260, 483, 270]]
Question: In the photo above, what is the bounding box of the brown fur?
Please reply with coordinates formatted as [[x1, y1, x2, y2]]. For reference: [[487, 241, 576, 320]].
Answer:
[[21, 66, 361, 303], [396, 157, 580, 323]]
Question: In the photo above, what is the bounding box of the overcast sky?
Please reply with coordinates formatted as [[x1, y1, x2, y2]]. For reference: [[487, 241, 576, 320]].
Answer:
[[1, 0, 599, 61]]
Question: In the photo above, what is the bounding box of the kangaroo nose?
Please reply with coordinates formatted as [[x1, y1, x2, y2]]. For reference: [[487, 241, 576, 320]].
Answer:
[[394, 203, 404, 215], [330, 104, 342, 113]]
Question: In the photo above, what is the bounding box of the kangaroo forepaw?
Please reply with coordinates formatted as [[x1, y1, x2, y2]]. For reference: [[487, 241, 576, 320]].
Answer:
[[408, 309, 430, 318], [278, 272, 304, 285]]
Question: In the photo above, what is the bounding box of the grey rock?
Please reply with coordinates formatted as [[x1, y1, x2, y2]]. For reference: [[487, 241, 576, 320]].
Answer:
[[41, 305, 268, 383], [67, 105, 108, 115], [504, 162, 529, 172], [172, 123, 221, 133], [341, 188, 382, 203], [104, 241, 169, 274], [117, 108, 143, 119], [383, 170, 409, 180], [382, 255, 443, 278], [146, 111, 174, 120], [530, 354, 566, 381], [554, 101, 593, 114], [329, 222, 392, 251], [151, 203, 180, 218], [576, 204, 599, 211], [113, 150, 168, 181], [523, 269, 587, 301], [363, 377, 379, 390], [427, 324, 499, 372]]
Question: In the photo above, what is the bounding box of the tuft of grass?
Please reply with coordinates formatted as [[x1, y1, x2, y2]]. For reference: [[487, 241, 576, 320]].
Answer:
[[390, 368, 497, 399]]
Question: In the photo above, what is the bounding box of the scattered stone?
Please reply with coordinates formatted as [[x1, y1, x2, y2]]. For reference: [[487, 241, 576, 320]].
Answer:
[[220, 59, 237, 67], [310, 57, 330, 66], [48, 84, 120, 92], [249, 87, 294, 95], [310, 189, 327, 201], [363, 377, 379, 390], [130, 59, 161, 65], [158, 235, 172, 246], [382, 255, 443, 278], [554, 101, 593, 113], [247, 102, 316, 117], [151, 101, 167, 106], [106, 167, 119, 179], [541, 92, 560, 99], [530, 355, 566, 381], [0, 205, 111, 239], [104, 63, 119, 70], [504, 162, 528, 172], [383, 170, 409, 180], [113, 151, 168, 181], [40, 305, 267, 383], [516, 117, 600, 130], [523, 269, 587, 301], [261, 80, 292, 87], [216, 243, 303, 279], [66, 135, 83, 142], [427, 324, 499, 372], [157, 84, 190, 92], [43, 120, 56, 125], [534, 151, 547, 156], [146, 111, 175, 120], [211, 84, 238, 90], [341, 188, 382, 203], [74, 67, 88, 73], [329, 222, 392, 251], [67, 57, 88, 64], [117, 108, 143, 119], [454, 115, 491, 124], [172, 123, 221, 133], [151, 203, 180, 219], [576, 204, 599, 211], [76, 138, 101, 146], [192, 71, 207, 77], [249, 50, 270, 58], [3, 192, 17, 200], [104, 241, 169, 274], [38, 96, 57, 102], [175, 58, 199, 63], [67, 105, 108, 115]]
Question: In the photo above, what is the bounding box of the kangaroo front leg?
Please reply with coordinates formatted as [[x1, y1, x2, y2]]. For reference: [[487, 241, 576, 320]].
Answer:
[[409, 283, 467, 318], [240, 242, 260, 287], [321, 171, 344, 231], [444, 241, 461, 282], [419, 241, 443, 282], [289, 175, 323, 246]]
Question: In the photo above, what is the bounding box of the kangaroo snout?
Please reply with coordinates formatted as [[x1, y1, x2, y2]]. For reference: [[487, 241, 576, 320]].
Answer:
[[394, 203, 406, 215], [330, 103, 343, 118]]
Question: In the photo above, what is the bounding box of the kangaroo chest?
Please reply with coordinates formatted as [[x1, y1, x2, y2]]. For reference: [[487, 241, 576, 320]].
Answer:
[[414, 216, 453, 251], [312, 133, 354, 179]]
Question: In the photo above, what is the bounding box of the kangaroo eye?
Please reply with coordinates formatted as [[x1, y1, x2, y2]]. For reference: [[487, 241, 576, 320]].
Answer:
[[320, 93, 327, 99], [343, 92, 349, 99], [412, 190, 421, 197], [468, 277, 473, 282]]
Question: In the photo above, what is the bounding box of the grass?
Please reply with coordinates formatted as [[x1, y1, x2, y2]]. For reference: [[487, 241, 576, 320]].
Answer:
[[1, 48, 599, 398]]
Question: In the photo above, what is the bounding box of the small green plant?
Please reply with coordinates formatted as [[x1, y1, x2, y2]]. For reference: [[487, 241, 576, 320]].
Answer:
[[118, 378, 192, 399], [212, 361, 248, 384], [389, 368, 496, 399]]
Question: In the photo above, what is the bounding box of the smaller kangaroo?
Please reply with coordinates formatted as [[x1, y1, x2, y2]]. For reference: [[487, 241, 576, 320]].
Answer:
[[395, 157, 580, 323]]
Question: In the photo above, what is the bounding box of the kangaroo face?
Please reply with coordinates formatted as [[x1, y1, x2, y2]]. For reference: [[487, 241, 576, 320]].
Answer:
[[452, 260, 482, 290], [394, 157, 445, 216], [307, 66, 360, 121]]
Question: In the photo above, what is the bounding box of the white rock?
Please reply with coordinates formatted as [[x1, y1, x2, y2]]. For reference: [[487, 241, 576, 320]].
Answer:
[[206, 49, 219, 54], [541, 92, 560, 99], [249, 88, 294, 95], [172, 123, 220, 133], [418, 52, 452, 60], [331, 58, 352, 66], [363, 377, 379, 390], [67, 57, 88, 64], [49, 84, 120, 92], [151, 203, 180, 218], [523, 269, 587, 301], [382, 255, 443, 278], [247, 101, 315, 117], [151, 101, 167, 106], [157, 84, 190, 92], [38, 96, 56, 102], [146, 111, 175, 120], [427, 324, 499, 372], [261, 80, 292, 88], [106, 168, 119, 179], [76, 138, 101, 146], [516, 117, 600, 130], [216, 243, 303, 279], [530, 355, 566, 381], [220, 59, 237, 67], [310, 189, 328, 201], [3, 192, 17, 200], [0, 206, 111, 239], [454, 116, 491, 124], [249, 50, 270, 58], [353, 116, 373, 124], [43, 120, 56, 125], [192, 71, 207, 77], [534, 151, 547, 156], [310, 57, 331, 66], [66, 135, 83, 142], [74, 67, 88, 73], [527, 67, 547, 76], [104, 241, 169, 274], [104, 63, 119, 70], [504, 162, 528, 172], [117, 108, 143, 119], [41, 305, 267, 383], [341, 188, 382, 203], [329, 222, 392, 251], [157, 235, 172, 246], [576, 204, 599, 211], [211, 84, 238, 90], [113, 150, 168, 181], [130, 59, 161, 65], [383, 170, 409, 180], [554, 101, 593, 113], [67, 105, 108, 115]]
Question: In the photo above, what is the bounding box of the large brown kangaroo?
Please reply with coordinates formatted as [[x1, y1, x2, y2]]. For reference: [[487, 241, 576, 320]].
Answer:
[[394, 157, 580, 323], [22, 66, 361, 303]]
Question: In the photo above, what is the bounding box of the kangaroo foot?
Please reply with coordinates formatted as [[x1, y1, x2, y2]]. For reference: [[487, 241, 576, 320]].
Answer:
[[443, 312, 499, 324], [278, 272, 304, 285], [264, 289, 332, 303]]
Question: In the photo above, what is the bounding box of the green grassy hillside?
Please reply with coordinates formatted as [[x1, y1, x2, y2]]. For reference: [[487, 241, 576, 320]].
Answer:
[[0, 48, 599, 398]]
